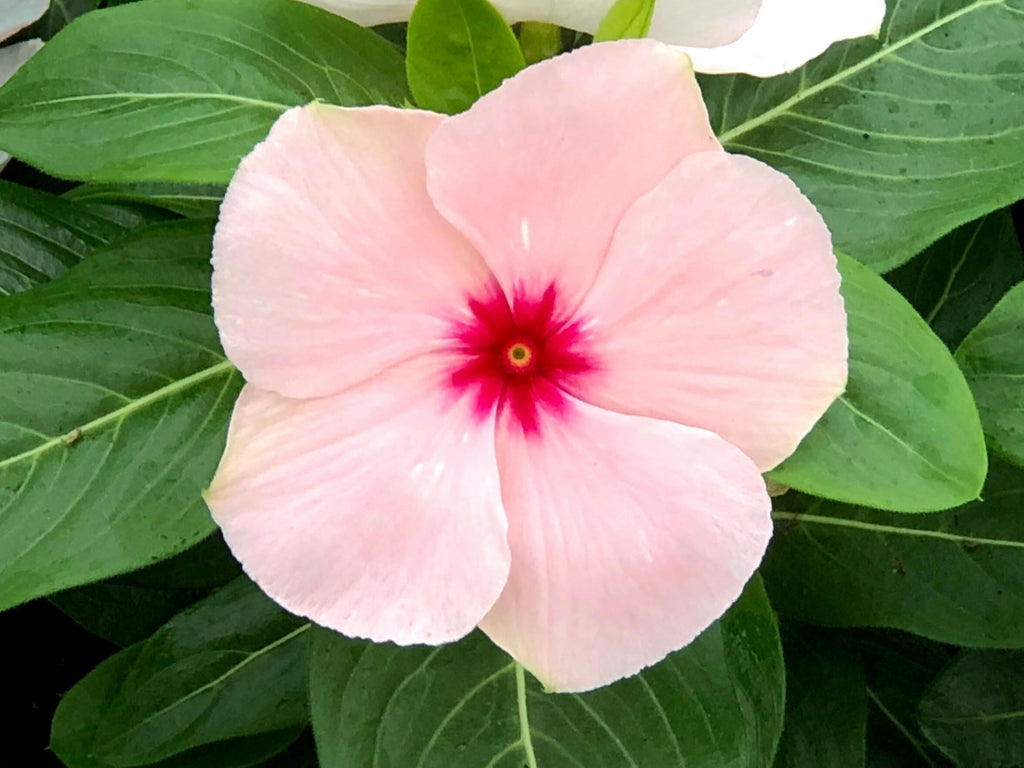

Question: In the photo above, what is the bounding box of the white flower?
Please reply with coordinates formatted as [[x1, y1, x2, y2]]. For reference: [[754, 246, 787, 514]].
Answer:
[[299, 0, 885, 77]]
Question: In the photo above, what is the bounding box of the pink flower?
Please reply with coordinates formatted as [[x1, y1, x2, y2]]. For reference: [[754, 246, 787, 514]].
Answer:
[[205, 40, 847, 693]]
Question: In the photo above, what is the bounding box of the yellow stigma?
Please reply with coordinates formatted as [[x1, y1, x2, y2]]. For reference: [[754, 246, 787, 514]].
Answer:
[[506, 342, 533, 369]]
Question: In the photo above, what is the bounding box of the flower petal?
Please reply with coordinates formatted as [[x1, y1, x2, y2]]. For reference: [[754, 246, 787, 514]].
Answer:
[[212, 103, 492, 399], [0, 0, 48, 41], [299, 0, 761, 42], [481, 398, 772, 693], [678, 0, 887, 76], [425, 40, 720, 310], [648, 0, 762, 48], [571, 151, 847, 471], [205, 357, 510, 645]]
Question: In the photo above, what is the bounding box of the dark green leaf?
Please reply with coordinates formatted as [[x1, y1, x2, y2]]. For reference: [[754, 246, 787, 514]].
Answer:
[[918, 650, 1024, 768], [49, 534, 242, 646], [254, 731, 319, 768], [51, 578, 310, 768], [21, 0, 100, 40], [769, 253, 987, 512], [860, 631, 954, 768], [0, 219, 240, 612], [66, 182, 226, 218], [407, 0, 524, 114], [887, 211, 1024, 349], [593, 0, 656, 42], [0, 0, 409, 183], [0, 179, 149, 294], [773, 624, 867, 768], [703, 0, 1024, 273], [763, 456, 1024, 646], [311, 576, 783, 768], [956, 281, 1024, 467]]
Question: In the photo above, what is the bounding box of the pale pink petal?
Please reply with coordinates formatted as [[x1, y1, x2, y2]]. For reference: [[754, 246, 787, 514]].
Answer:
[[204, 356, 510, 645], [678, 0, 887, 76], [481, 398, 772, 693], [425, 40, 720, 311], [0, 0, 48, 41], [570, 152, 847, 471], [212, 103, 492, 399]]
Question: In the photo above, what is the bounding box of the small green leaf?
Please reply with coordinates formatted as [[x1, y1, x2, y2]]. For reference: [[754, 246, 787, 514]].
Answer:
[[51, 578, 310, 768], [956, 281, 1024, 467], [66, 182, 227, 219], [312, 576, 783, 768], [0, 179, 150, 294], [763, 456, 1024, 647], [594, 0, 655, 42], [0, 220, 240, 612], [407, 0, 525, 114], [773, 624, 866, 768], [918, 650, 1024, 768], [887, 210, 1023, 349], [0, 0, 409, 183], [518, 22, 563, 65], [769, 253, 987, 512]]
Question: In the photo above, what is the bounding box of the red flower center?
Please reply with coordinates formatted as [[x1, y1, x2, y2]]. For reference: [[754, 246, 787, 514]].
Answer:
[[449, 283, 595, 435]]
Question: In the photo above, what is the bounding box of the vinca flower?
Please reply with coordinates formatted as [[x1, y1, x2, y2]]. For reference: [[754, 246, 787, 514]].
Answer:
[[205, 40, 847, 692], [299, 0, 886, 76]]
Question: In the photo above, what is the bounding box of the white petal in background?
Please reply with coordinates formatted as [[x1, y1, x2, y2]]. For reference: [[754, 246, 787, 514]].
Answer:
[[675, 0, 887, 76], [0, 0, 49, 41], [298, 0, 886, 78]]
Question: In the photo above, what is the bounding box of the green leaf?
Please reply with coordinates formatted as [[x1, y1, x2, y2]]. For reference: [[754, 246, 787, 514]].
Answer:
[[49, 534, 242, 646], [703, 0, 1024, 273], [0, 179, 151, 294], [66, 182, 227, 219], [518, 22, 563, 65], [0, 0, 409, 183], [51, 578, 311, 768], [763, 456, 1024, 647], [887, 210, 1024, 349], [311, 576, 783, 768], [406, 0, 525, 114], [860, 631, 954, 768], [956, 281, 1024, 467], [593, 0, 656, 42], [772, 624, 867, 768], [769, 253, 987, 512], [0, 219, 240, 612], [918, 650, 1024, 768]]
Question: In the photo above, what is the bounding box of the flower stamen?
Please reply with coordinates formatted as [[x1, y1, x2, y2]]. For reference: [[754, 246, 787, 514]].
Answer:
[[505, 342, 534, 371]]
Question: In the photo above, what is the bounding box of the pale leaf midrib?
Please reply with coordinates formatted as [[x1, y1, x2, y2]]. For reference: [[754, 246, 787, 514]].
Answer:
[[100, 623, 311, 756], [6, 91, 289, 113], [772, 510, 1024, 550], [718, 0, 1001, 144], [0, 360, 236, 472]]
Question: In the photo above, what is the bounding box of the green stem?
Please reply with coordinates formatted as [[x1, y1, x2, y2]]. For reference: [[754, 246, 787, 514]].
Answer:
[[515, 663, 539, 768]]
